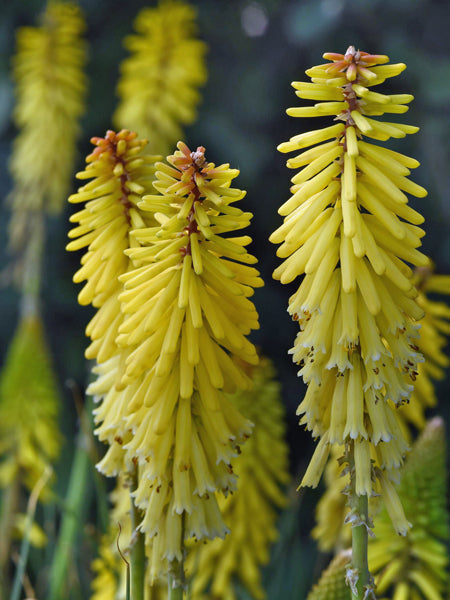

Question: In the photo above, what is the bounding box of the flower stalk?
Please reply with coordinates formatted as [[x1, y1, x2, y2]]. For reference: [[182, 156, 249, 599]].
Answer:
[[0, 472, 21, 591], [129, 465, 146, 600], [346, 443, 371, 600]]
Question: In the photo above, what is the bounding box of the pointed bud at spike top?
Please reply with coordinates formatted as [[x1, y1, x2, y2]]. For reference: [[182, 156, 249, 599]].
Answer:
[[346, 63, 357, 82], [344, 46, 357, 61]]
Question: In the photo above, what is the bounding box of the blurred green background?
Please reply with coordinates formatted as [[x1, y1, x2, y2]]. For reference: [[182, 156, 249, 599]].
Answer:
[[0, 0, 449, 597]]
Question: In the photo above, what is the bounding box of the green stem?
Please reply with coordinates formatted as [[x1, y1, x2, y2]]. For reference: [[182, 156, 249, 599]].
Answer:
[[10, 467, 52, 600], [47, 434, 92, 600], [130, 466, 146, 600], [168, 513, 185, 600], [21, 210, 44, 318], [0, 470, 21, 593], [168, 576, 184, 600], [348, 443, 370, 600]]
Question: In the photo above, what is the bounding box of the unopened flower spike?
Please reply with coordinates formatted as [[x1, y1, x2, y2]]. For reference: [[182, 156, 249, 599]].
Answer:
[[187, 356, 290, 600], [307, 549, 352, 600], [8, 1, 87, 260], [114, 0, 207, 156], [369, 417, 449, 600], [0, 314, 61, 495], [95, 141, 263, 581]]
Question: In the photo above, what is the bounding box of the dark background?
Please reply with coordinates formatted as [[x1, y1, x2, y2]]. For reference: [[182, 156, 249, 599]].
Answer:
[[0, 1, 449, 595]]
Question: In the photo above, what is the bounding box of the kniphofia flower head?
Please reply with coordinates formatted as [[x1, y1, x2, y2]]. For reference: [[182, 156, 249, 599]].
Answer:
[[66, 130, 159, 364], [114, 0, 207, 156], [92, 142, 263, 580], [188, 357, 290, 600], [271, 47, 429, 533], [9, 1, 87, 227], [0, 314, 61, 493]]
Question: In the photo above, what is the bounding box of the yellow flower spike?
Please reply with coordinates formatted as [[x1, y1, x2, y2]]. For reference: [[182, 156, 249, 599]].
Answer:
[[67, 130, 159, 363], [114, 0, 207, 156], [8, 1, 87, 260], [67, 130, 159, 485], [0, 314, 61, 494], [91, 142, 263, 579], [369, 418, 450, 599], [271, 47, 429, 501], [187, 357, 290, 600], [398, 267, 450, 432]]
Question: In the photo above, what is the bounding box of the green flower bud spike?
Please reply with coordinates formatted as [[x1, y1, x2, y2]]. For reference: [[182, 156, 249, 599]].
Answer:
[[307, 550, 352, 600], [369, 417, 449, 600]]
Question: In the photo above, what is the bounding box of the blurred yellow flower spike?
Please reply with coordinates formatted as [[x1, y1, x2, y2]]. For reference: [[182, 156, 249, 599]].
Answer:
[[114, 0, 207, 156], [0, 314, 61, 495], [271, 47, 429, 537], [9, 1, 87, 249], [399, 267, 450, 431], [187, 357, 290, 600]]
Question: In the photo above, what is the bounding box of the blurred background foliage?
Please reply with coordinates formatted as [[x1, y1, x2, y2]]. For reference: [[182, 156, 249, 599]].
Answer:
[[0, 0, 449, 598]]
